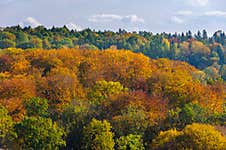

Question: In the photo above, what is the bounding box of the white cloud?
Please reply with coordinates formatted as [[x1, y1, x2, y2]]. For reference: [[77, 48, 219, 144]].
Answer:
[[66, 22, 83, 31], [20, 17, 42, 27], [171, 16, 184, 24], [188, 0, 209, 6], [177, 10, 193, 16], [204, 11, 226, 17], [89, 14, 122, 22], [122, 15, 144, 23], [89, 14, 144, 23]]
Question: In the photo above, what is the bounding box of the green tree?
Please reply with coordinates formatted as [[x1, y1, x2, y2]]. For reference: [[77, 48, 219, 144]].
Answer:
[[15, 117, 66, 150], [24, 97, 49, 117], [202, 29, 208, 42], [207, 111, 226, 125], [17, 36, 43, 49], [60, 38, 74, 48], [0, 32, 16, 41], [0, 105, 15, 147], [147, 36, 170, 58], [17, 42, 35, 49], [195, 30, 202, 41], [42, 38, 52, 49], [61, 102, 90, 150], [82, 118, 115, 150], [112, 106, 149, 137], [0, 39, 16, 49], [216, 45, 225, 64], [79, 44, 99, 50], [164, 104, 207, 129], [189, 41, 211, 69], [179, 103, 207, 127], [15, 31, 28, 45], [30, 36, 43, 48], [220, 65, 226, 80], [163, 108, 181, 129], [116, 134, 145, 150]]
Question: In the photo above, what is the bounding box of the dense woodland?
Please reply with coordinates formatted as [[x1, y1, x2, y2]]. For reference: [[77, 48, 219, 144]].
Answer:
[[0, 26, 225, 149], [0, 26, 226, 81]]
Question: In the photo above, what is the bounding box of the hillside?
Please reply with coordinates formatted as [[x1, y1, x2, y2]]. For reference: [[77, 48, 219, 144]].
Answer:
[[0, 47, 225, 149]]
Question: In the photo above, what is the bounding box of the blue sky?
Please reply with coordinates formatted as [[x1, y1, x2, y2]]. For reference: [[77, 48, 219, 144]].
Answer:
[[0, 0, 226, 34]]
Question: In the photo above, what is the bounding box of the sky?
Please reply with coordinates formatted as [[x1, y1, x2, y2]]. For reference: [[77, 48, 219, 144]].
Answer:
[[0, 0, 226, 35]]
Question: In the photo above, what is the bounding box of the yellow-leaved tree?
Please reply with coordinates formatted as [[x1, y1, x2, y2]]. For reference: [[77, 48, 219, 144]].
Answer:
[[151, 123, 226, 150]]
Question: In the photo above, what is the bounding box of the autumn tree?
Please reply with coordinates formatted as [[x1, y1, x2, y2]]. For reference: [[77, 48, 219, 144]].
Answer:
[[151, 123, 226, 150], [147, 59, 201, 108], [88, 80, 127, 105], [37, 67, 85, 112], [151, 129, 182, 150], [180, 123, 226, 149], [82, 119, 115, 150], [0, 77, 36, 121], [100, 50, 153, 89], [179, 40, 211, 69]]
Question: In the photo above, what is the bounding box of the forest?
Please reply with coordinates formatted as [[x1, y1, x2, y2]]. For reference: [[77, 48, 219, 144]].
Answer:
[[0, 26, 225, 149]]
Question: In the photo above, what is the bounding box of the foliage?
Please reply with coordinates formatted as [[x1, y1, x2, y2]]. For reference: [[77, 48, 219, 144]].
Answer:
[[0, 40, 16, 49], [82, 118, 115, 150], [38, 67, 85, 112], [61, 101, 90, 150], [15, 116, 66, 150], [0, 45, 224, 149], [1, 26, 226, 80], [163, 103, 209, 130], [151, 123, 226, 150], [0, 105, 15, 147], [180, 123, 226, 149], [179, 103, 207, 125], [88, 80, 127, 105], [151, 129, 182, 150], [0, 77, 36, 121], [24, 97, 49, 117], [116, 134, 145, 150], [111, 105, 149, 137], [148, 60, 201, 107]]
